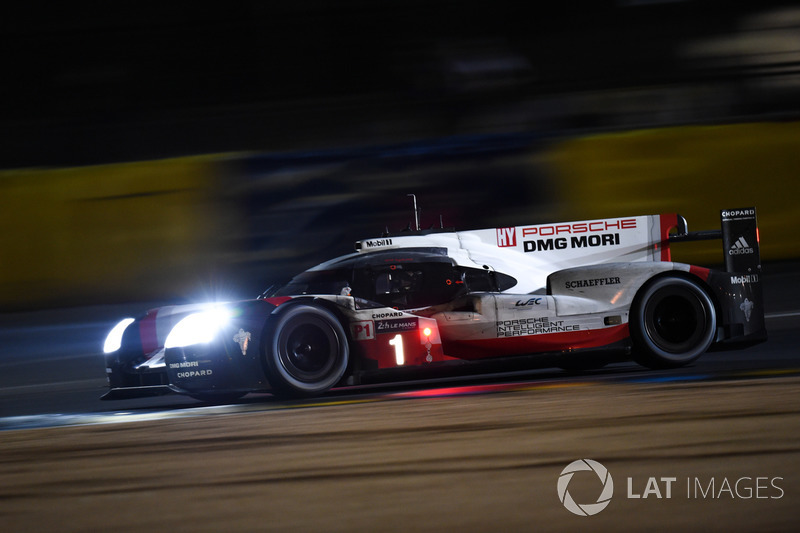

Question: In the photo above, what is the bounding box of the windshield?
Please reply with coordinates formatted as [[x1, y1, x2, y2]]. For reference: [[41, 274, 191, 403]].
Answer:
[[270, 269, 353, 297]]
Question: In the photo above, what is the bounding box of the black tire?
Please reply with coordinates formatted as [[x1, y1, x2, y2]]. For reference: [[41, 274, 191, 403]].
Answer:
[[264, 304, 350, 397], [631, 275, 717, 369]]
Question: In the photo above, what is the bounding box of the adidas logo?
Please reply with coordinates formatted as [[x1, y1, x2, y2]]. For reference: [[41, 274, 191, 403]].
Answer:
[[729, 236, 755, 256]]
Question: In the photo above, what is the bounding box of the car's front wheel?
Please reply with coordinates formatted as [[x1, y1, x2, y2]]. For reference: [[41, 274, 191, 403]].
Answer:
[[631, 275, 717, 369], [264, 304, 350, 397]]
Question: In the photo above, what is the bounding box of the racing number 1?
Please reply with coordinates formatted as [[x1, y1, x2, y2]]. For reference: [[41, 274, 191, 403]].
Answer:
[[389, 334, 404, 366]]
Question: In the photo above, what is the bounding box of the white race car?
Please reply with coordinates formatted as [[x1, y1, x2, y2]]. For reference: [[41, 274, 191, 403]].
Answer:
[[102, 207, 765, 401]]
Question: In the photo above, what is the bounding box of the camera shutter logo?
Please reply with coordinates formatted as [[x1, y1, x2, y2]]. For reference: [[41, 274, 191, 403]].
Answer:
[[557, 459, 614, 516]]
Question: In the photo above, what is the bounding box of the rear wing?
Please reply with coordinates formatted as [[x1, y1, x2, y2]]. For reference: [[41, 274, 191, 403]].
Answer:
[[668, 207, 761, 275], [669, 207, 765, 344]]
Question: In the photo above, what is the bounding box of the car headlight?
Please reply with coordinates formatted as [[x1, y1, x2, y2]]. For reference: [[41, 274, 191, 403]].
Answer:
[[164, 308, 231, 349], [103, 318, 135, 353]]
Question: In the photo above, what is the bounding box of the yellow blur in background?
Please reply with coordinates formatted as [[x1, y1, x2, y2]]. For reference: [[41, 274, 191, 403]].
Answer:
[[1, 122, 798, 310], [0, 157, 223, 309], [549, 122, 800, 265]]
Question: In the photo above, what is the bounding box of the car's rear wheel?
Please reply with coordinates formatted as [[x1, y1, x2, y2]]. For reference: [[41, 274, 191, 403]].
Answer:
[[631, 275, 717, 368], [264, 304, 349, 397]]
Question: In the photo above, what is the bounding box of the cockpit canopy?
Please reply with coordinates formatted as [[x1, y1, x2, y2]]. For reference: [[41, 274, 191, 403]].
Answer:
[[268, 249, 516, 309]]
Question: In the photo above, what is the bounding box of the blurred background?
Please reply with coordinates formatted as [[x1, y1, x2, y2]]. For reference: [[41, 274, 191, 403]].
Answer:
[[1, 0, 799, 311]]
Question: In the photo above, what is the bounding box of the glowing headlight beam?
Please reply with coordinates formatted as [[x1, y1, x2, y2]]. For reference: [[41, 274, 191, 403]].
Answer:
[[164, 308, 231, 349], [103, 318, 135, 353]]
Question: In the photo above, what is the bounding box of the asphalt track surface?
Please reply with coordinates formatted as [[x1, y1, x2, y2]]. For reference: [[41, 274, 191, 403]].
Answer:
[[1, 263, 799, 531]]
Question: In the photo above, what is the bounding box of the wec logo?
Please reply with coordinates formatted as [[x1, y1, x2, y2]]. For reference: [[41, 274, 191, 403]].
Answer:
[[557, 459, 614, 516]]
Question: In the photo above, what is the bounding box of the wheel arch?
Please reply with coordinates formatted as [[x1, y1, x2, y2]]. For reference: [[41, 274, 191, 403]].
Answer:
[[261, 296, 355, 345], [631, 269, 722, 335], [629, 269, 720, 368], [259, 297, 354, 396]]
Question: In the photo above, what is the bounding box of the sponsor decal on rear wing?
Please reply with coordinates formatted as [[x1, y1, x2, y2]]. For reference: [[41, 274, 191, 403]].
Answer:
[[668, 207, 761, 274]]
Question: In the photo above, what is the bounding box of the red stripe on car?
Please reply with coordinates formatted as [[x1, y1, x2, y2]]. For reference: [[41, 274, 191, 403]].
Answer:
[[689, 265, 711, 282], [263, 296, 293, 307], [659, 213, 679, 262], [139, 310, 160, 354]]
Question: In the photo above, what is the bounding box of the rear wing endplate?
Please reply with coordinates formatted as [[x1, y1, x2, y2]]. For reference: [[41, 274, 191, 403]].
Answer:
[[669, 207, 761, 274]]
